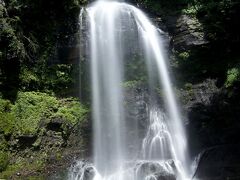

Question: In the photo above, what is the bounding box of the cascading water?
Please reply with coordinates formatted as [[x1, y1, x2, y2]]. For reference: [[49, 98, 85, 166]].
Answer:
[[142, 109, 176, 161], [88, 2, 125, 178], [70, 1, 190, 180]]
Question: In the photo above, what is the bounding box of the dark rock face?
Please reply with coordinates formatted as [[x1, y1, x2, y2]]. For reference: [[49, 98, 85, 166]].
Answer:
[[172, 15, 208, 51], [124, 86, 149, 156], [178, 80, 240, 178], [182, 80, 240, 156], [161, 7, 240, 179], [181, 79, 219, 109], [163, 15, 208, 51], [46, 118, 64, 132], [193, 145, 240, 180]]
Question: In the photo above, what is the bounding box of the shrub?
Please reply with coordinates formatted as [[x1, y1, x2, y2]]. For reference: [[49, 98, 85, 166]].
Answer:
[[121, 80, 141, 89], [225, 67, 240, 87], [53, 98, 89, 125], [0, 99, 15, 135], [0, 151, 8, 172], [178, 52, 190, 61], [0, 92, 89, 136]]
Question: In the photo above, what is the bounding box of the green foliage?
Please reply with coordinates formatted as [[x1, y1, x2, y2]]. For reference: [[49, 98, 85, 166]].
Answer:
[[121, 80, 141, 89], [0, 98, 11, 112], [0, 113, 15, 136], [225, 67, 240, 87], [20, 67, 40, 90], [18, 64, 75, 96], [0, 151, 9, 172], [0, 155, 45, 178], [1, 0, 85, 98], [42, 64, 74, 95], [0, 2, 38, 62], [184, 83, 193, 90], [0, 99, 15, 135], [178, 52, 190, 61], [54, 98, 89, 125], [182, 5, 201, 16], [0, 92, 88, 136], [12, 92, 59, 135], [0, 135, 8, 151], [195, 0, 240, 42], [0, 10, 25, 61]]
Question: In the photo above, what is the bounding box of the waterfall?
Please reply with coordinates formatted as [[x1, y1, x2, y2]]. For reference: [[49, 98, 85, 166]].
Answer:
[[70, 1, 190, 180], [88, 1, 125, 178]]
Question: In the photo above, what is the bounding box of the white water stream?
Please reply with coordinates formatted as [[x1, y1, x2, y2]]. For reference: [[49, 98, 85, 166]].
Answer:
[[70, 1, 190, 180]]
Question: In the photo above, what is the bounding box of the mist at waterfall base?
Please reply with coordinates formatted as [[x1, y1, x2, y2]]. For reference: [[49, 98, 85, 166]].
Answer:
[[69, 1, 191, 180]]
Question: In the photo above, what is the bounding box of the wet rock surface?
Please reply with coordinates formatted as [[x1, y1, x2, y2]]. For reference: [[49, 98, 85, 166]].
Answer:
[[135, 160, 177, 180], [182, 81, 240, 155], [193, 145, 240, 180], [170, 15, 208, 51], [178, 80, 240, 179], [67, 160, 177, 180], [124, 86, 149, 156]]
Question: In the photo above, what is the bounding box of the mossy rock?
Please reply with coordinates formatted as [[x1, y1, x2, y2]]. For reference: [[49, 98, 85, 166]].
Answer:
[[0, 155, 45, 179], [0, 135, 8, 151], [225, 67, 240, 88]]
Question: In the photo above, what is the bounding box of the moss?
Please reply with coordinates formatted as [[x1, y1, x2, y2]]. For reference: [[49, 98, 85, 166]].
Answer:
[[11, 92, 59, 135], [53, 98, 89, 126], [0, 99, 11, 112], [55, 152, 63, 161], [32, 137, 42, 148], [184, 83, 193, 90], [182, 5, 201, 16], [0, 112, 15, 136], [0, 99, 15, 136], [1, 92, 89, 136], [225, 67, 240, 87], [0, 156, 45, 179], [178, 51, 190, 61], [0, 151, 9, 172], [0, 135, 8, 151], [11, 92, 89, 135]]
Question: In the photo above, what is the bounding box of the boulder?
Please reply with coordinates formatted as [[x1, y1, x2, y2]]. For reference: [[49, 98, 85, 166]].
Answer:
[[135, 160, 177, 180]]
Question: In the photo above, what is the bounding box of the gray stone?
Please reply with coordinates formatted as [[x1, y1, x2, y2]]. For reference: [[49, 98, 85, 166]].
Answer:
[[166, 15, 208, 51]]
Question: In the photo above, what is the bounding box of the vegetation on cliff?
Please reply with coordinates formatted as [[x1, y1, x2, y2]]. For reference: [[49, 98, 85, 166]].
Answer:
[[0, 92, 89, 178], [137, 0, 240, 86], [1, 0, 91, 177], [0, 0, 87, 99], [0, 0, 240, 178]]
